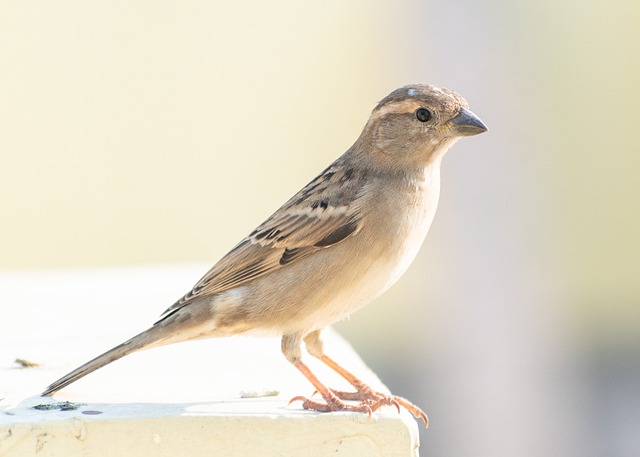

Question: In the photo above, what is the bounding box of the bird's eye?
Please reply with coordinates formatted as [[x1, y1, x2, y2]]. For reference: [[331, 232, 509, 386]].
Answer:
[[415, 108, 432, 122]]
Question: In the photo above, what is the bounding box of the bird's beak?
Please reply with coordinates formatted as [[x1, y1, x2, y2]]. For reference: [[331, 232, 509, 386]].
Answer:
[[450, 107, 487, 136]]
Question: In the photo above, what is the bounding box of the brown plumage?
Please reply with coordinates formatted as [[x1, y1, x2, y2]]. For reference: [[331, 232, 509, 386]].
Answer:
[[42, 84, 487, 427]]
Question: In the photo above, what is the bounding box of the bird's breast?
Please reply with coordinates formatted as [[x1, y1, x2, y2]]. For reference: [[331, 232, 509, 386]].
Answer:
[[305, 165, 443, 329], [367, 165, 442, 296]]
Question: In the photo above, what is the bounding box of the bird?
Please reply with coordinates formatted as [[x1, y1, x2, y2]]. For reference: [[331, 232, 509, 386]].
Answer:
[[42, 84, 487, 427]]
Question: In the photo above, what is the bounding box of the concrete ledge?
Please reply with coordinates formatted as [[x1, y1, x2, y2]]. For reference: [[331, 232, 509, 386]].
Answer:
[[0, 266, 419, 456], [4, 400, 417, 456]]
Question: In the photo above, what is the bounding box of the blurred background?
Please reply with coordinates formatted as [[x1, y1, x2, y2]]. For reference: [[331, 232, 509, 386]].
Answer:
[[2, 1, 639, 456]]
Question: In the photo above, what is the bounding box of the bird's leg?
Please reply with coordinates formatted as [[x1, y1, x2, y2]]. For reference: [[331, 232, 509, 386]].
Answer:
[[319, 353, 428, 426], [303, 330, 429, 427], [282, 333, 376, 415], [289, 359, 378, 415]]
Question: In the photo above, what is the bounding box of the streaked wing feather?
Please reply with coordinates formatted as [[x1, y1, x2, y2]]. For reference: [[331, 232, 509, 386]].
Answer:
[[160, 160, 365, 318]]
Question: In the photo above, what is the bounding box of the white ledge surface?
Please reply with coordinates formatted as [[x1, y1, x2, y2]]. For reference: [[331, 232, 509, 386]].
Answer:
[[0, 265, 419, 456]]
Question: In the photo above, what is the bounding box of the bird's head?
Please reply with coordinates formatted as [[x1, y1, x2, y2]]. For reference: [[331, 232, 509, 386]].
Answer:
[[357, 84, 487, 171]]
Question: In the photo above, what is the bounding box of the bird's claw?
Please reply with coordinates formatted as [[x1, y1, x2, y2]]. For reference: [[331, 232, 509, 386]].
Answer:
[[288, 395, 309, 406], [290, 394, 374, 416], [391, 396, 429, 427], [289, 387, 427, 427], [329, 389, 400, 413]]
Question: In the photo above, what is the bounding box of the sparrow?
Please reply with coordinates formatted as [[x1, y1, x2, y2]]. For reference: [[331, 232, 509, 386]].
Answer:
[[42, 84, 487, 427]]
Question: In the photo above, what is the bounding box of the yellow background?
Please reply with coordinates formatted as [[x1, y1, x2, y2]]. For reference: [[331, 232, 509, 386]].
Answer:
[[2, 1, 640, 456]]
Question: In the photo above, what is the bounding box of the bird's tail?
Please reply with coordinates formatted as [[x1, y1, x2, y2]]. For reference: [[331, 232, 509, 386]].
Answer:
[[42, 324, 172, 396]]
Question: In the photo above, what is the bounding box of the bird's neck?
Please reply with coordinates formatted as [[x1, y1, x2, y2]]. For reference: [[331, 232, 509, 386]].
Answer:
[[402, 155, 443, 190]]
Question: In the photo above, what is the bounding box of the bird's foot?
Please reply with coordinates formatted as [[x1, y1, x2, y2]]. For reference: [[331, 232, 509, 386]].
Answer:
[[331, 384, 428, 427], [290, 385, 428, 427], [289, 392, 377, 417]]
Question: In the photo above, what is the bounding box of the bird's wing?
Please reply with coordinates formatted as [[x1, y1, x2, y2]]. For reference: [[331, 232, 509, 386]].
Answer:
[[160, 160, 365, 319]]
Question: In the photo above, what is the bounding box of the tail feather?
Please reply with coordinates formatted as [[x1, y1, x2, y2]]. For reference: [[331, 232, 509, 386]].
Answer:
[[42, 326, 168, 396]]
